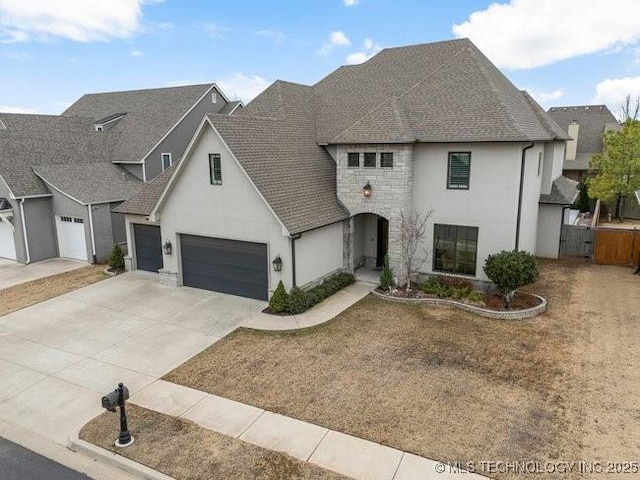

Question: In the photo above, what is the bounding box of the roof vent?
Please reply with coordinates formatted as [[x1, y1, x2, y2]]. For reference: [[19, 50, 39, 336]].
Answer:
[[211, 92, 217, 104]]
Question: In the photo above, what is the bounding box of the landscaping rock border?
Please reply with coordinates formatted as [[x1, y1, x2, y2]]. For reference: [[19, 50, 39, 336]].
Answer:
[[370, 289, 547, 320]]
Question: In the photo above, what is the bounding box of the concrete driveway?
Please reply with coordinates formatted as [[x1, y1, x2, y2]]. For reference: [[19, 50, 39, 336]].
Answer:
[[0, 258, 88, 290], [0, 272, 265, 446]]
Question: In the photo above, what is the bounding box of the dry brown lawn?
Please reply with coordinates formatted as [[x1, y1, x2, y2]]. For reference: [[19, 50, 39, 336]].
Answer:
[[80, 404, 349, 480], [164, 260, 640, 479], [0, 265, 107, 316]]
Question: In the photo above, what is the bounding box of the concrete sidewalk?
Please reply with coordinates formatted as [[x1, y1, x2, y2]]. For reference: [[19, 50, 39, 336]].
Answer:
[[131, 380, 486, 480], [0, 258, 88, 290]]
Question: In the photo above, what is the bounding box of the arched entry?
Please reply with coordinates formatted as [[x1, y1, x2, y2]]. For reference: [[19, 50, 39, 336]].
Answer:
[[351, 213, 389, 271]]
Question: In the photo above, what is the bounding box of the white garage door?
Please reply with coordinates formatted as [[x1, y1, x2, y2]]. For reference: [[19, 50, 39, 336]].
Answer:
[[56, 216, 88, 261], [0, 219, 16, 260]]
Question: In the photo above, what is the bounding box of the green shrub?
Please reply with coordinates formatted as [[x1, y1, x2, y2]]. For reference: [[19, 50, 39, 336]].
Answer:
[[467, 290, 485, 303], [109, 244, 125, 271], [483, 250, 539, 308], [269, 281, 289, 313], [380, 254, 394, 289], [286, 287, 313, 314], [450, 286, 471, 300], [421, 277, 453, 298]]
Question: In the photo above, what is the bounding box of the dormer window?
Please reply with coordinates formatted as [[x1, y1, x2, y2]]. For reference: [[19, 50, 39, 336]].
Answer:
[[162, 153, 172, 171], [95, 125, 103, 132]]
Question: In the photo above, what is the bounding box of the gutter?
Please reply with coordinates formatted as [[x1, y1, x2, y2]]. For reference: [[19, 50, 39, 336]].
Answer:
[[515, 142, 535, 250], [19, 199, 30, 264], [290, 233, 301, 287], [87, 204, 97, 263]]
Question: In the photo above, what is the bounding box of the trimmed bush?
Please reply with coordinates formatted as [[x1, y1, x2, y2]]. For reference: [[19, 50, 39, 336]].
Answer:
[[380, 254, 394, 290], [283, 272, 356, 315], [109, 244, 125, 271], [269, 281, 289, 313], [467, 290, 485, 303], [483, 250, 539, 308]]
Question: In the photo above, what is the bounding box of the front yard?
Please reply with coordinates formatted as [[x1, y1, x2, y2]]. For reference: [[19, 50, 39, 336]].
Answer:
[[164, 260, 640, 479]]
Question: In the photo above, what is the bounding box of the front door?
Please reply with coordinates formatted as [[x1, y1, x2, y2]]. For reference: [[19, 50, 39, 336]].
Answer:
[[376, 217, 389, 267]]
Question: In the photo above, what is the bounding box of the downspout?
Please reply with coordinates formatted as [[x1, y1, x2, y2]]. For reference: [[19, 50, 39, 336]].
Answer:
[[87, 204, 97, 263], [515, 142, 534, 250], [290, 233, 301, 287], [19, 199, 30, 264]]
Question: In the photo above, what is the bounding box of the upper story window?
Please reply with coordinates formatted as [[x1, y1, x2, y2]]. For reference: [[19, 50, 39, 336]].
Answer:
[[348, 152, 360, 168], [447, 152, 471, 190], [209, 153, 222, 185], [161, 153, 172, 171], [364, 152, 376, 168], [380, 152, 393, 168], [94, 125, 103, 132], [433, 224, 478, 276]]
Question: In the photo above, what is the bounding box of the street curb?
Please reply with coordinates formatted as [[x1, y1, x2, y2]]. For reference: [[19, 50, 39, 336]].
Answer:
[[68, 438, 175, 480]]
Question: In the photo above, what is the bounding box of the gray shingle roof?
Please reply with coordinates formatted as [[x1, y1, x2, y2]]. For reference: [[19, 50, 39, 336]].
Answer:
[[219, 101, 243, 115], [114, 164, 175, 215], [0, 113, 115, 197], [63, 84, 215, 162], [33, 163, 142, 204], [539, 176, 578, 205], [547, 105, 620, 171], [314, 39, 569, 144]]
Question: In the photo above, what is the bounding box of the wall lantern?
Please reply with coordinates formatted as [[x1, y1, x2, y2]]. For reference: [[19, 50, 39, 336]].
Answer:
[[163, 240, 172, 255], [272, 254, 282, 272], [363, 181, 372, 198]]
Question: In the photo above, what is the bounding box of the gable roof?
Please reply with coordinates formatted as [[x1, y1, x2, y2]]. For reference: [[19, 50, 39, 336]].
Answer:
[[33, 163, 142, 204], [0, 113, 115, 198], [314, 39, 569, 144], [114, 163, 175, 215], [547, 105, 620, 171], [539, 176, 579, 205], [63, 83, 216, 163]]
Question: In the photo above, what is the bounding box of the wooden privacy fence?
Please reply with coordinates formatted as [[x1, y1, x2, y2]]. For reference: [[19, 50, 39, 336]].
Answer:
[[593, 228, 640, 266], [559, 225, 595, 258]]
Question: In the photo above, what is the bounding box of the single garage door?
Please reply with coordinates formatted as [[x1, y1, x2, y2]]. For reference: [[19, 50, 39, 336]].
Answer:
[[56, 216, 88, 261], [0, 219, 16, 260], [133, 224, 163, 272], [180, 234, 268, 301]]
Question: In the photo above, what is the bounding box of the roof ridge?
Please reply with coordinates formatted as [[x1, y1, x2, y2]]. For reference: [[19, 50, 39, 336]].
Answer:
[[80, 83, 214, 97], [207, 112, 280, 122], [329, 44, 469, 143]]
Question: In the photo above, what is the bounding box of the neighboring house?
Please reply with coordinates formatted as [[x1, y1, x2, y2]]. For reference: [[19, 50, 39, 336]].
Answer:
[[0, 84, 238, 264], [116, 38, 575, 301], [547, 105, 619, 183]]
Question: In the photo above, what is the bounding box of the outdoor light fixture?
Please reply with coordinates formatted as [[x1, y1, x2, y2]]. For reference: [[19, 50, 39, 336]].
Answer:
[[363, 181, 372, 197], [101, 383, 134, 447], [272, 254, 282, 272], [163, 239, 172, 255]]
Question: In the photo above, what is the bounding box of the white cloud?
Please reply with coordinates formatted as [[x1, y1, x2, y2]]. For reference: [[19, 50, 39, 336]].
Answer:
[[217, 73, 271, 103], [130, 49, 144, 57], [345, 38, 382, 65], [594, 77, 640, 113], [452, 0, 640, 69], [317, 30, 350, 55], [0, 0, 159, 43], [202, 22, 228, 39], [0, 105, 37, 114], [530, 89, 565, 107], [344, 0, 358, 6]]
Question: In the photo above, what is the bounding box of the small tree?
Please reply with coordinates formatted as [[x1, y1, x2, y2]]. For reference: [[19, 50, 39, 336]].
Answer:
[[483, 250, 539, 308], [379, 253, 394, 290], [109, 244, 125, 271], [269, 281, 288, 313], [588, 119, 640, 220], [575, 180, 591, 213], [394, 210, 433, 291]]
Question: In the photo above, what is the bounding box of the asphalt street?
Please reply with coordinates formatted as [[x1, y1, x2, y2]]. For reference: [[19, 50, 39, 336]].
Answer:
[[0, 437, 89, 480]]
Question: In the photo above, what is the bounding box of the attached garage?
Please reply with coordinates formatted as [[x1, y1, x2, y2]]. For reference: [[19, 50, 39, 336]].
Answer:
[[180, 234, 268, 301], [55, 216, 88, 261], [0, 218, 16, 260], [133, 224, 163, 272]]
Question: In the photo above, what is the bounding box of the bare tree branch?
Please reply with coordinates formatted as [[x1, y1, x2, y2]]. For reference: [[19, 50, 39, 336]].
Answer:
[[619, 94, 640, 122], [393, 209, 433, 291]]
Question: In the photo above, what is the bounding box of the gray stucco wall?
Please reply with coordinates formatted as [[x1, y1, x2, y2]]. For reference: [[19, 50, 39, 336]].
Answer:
[[121, 163, 144, 181], [110, 202, 127, 248], [143, 87, 229, 181], [91, 203, 115, 262], [24, 197, 57, 262]]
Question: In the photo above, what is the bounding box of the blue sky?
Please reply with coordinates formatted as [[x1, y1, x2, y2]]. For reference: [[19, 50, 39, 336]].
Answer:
[[1, 0, 640, 117]]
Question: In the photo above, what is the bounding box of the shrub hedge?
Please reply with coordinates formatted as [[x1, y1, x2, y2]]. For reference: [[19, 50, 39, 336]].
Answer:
[[421, 275, 485, 303], [283, 272, 355, 314]]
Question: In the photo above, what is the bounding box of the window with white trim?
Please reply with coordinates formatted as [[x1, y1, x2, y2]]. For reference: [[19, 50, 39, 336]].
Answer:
[[447, 152, 471, 189], [209, 153, 222, 185], [162, 153, 172, 171]]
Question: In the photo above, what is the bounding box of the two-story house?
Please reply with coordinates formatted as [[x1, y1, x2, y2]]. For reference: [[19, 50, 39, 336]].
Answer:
[[0, 84, 238, 264], [116, 39, 575, 301]]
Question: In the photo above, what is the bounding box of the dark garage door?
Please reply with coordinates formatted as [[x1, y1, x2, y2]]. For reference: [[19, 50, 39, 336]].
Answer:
[[133, 224, 163, 272], [180, 234, 268, 301]]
